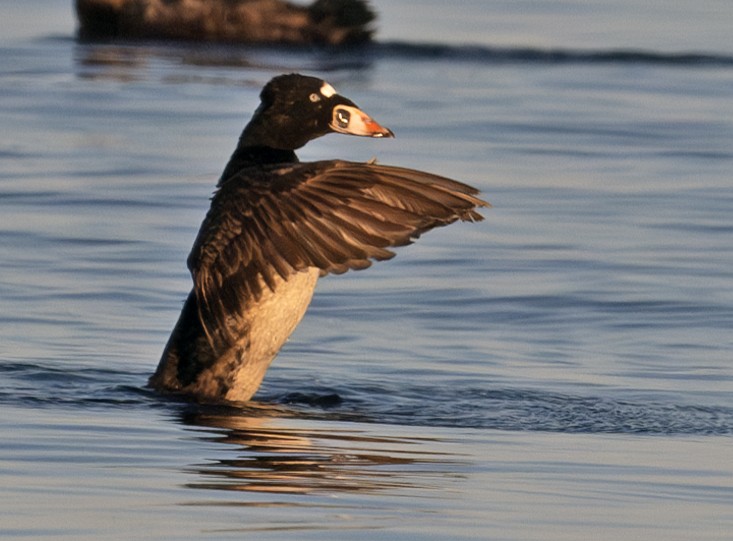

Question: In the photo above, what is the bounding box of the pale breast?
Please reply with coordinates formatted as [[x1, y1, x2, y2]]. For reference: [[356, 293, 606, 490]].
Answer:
[[223, 267, 320, 402]]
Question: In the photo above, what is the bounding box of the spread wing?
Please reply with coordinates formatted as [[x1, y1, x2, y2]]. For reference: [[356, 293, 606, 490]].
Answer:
[[187, 159, 489, 347]]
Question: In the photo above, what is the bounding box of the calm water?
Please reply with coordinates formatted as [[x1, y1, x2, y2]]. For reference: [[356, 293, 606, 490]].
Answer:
[[1, 1, 732, 539]]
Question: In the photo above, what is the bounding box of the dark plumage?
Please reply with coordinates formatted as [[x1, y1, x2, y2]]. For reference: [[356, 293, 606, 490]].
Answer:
[[149, 73, 489, 402], [75, 0, 376, 45]]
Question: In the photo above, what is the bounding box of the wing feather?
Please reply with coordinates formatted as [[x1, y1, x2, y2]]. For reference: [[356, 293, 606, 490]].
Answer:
[[188, 159, 489, 348]]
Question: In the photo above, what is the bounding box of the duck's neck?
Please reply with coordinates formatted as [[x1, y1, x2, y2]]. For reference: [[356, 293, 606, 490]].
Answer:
[[218, 145, 298, 185]]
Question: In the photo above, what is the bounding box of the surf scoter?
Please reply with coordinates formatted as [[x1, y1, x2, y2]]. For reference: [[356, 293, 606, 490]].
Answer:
[[75, 0, 375, 45], [148, 73, 489, 403]]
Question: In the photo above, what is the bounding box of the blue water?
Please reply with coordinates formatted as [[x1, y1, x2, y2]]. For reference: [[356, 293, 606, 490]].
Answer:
[[1, 1, 732, 539]]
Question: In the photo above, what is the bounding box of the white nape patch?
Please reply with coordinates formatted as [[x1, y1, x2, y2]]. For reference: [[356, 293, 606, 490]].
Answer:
[[320, 82, 337, 98]]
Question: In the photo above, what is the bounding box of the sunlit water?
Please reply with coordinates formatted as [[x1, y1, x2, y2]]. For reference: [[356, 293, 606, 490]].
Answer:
[[1, 1, 732, 540]]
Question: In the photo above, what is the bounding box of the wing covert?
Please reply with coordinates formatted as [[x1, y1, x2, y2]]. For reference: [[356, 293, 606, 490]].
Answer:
[[187, 159, 488, 348]]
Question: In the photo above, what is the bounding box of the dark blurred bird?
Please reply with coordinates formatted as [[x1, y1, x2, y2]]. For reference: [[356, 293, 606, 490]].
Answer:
[[148, 73, 489, 402], [75, 0, 376, 45]]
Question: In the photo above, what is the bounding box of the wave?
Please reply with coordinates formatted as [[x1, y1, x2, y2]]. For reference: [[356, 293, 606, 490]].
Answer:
[[4, 360, 732, 435], [271, 384, 733, 436], [366, 41, 733, 67], [70, 36, 733, 77]]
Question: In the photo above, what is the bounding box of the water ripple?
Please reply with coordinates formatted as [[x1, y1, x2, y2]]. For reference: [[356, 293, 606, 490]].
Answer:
[[3, 361, 731, 435], [372, 41, 733, 67], [272, 385, 733, 436], [68, 39, 733, 82]]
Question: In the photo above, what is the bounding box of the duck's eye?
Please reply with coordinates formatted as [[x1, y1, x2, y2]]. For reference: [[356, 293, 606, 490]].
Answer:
[[309, 93, 320, 103], [335, 108, 351, 128]]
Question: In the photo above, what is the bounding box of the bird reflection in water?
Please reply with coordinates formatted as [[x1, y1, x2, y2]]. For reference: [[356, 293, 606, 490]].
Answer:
[[179, 406, 465, 495], [73, 42, 373, 83]]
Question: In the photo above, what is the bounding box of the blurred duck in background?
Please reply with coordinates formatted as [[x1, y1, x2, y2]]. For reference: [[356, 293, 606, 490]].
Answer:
[[75, 0, 376, 46]]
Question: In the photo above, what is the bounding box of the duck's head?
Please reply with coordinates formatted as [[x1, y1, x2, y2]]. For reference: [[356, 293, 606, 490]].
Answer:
[[239, 73, 394, 151]]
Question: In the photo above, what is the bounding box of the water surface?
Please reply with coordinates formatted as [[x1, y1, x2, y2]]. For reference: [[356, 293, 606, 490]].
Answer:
[[1, 1, 732, 539]]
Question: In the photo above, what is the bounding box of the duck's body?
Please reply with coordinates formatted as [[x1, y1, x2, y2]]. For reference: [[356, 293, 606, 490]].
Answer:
[[75, 0, 375, 45], [149, 74, 488, 403], [150, 269, 318, 401]]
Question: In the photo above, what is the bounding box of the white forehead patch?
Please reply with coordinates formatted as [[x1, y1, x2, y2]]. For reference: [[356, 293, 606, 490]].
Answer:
[[320, 82, 337, 98]]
